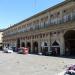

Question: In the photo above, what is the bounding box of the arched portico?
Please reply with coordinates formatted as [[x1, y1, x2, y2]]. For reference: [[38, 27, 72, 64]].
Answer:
[[64, 30, 75, 55]]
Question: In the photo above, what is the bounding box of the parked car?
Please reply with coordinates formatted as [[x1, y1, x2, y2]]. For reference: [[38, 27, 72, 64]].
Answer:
[[3, 47, 13, 53], [11, 47, 16, 52], [46, 50, 53, 56], [17, 47, 29, 54], [17, 48, 23, 54]]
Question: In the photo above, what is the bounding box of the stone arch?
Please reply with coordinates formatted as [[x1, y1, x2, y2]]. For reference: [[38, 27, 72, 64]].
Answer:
[[17, 38, 20, 48], [21, 42, 25, 47], [26, 42, 31, 53], [51, 40, 60, 56], [41, 41, 48, 47], [52, 41, 59, 46], [33, 41, 38, 54], [41, 41, 48, 55], [64, 30, 75, 55], [44, 42, 48, 46], [51, 40, 60, 46]]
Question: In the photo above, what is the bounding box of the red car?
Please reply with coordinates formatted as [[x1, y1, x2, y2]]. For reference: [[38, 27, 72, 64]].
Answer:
[[18, 47, 29, 54]]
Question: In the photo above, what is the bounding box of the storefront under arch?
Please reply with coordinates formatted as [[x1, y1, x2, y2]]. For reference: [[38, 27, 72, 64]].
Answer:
[[51, 41, 60, 56], [41, 42, 48, 55], [32, 41, 38, 54]]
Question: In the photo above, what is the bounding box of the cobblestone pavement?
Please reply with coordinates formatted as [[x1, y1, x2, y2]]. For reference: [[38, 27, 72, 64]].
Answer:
[[0, 51, 75, 75]]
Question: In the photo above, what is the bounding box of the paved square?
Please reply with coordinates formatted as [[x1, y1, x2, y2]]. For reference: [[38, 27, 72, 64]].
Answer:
[[0, 51, 75, 75]]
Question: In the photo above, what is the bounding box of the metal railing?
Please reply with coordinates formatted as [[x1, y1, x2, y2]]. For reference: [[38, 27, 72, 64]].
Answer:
[[3, 15, 75, 37]]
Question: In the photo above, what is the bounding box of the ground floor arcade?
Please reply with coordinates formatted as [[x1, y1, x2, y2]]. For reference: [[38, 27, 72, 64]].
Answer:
[[3, 29, 75, 56]]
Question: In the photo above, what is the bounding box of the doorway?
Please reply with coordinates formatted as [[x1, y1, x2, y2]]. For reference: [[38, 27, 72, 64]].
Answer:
[[17, 38, 20, 48], [64, 30, 75, 56], [51, 41, 60, 56], [21, 42, 25, 47], [26, 42, 31, 53], [33, 42, 38, 54]]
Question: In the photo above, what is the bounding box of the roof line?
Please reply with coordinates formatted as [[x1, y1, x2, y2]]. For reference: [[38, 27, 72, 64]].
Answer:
[[5, 0, 74, 31]]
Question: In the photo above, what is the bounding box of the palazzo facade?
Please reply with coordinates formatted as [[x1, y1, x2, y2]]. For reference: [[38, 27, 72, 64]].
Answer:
[[3, 0, 75, 55]]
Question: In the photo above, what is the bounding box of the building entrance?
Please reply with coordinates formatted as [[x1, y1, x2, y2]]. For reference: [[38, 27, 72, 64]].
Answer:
[[21, 42, 25, 47], [33, 42, 38, 54], [51, 41, 60, 56], [26, 42, 31, 53], [41, 42, 48, 55], [17, 38, 20, 48], [64, 30, 75, 56]]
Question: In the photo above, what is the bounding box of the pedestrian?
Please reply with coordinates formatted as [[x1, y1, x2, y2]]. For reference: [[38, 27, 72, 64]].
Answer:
[[55, 48, 58, 56]]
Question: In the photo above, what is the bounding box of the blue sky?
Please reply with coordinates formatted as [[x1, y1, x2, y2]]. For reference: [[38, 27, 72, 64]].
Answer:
[[0, 0, 64, 29]]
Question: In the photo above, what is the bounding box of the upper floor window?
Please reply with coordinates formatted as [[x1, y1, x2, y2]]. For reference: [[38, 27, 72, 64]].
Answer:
[[50, 14, 54, 18], [57, 12, 60, 17], [18, 26, 21, 30]]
